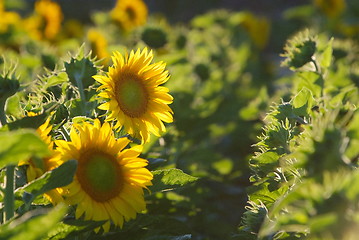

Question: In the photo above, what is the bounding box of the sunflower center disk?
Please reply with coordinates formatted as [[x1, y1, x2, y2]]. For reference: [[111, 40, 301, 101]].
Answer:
[[125, 7, 136, 20], [78, 151, 123, 202], [116, 76, 148, 117]]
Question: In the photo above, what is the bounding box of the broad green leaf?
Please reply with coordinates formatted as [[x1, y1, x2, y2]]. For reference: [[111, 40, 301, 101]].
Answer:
[[320, 37, 333, 69], [149, 169, 198, 194], [45, 72, 69, 88], [0, 204, 67, 240], [15, 160, 77, 203], [295, 72, 323, 98], [7, 113, 47, 130], [0, 129, 49, 169], [65, 46, 98, 89], [45, 219, 105, 240], [309, 213, 337, 233], [250, 151, 280, 174], [292, 87, 314, 117]]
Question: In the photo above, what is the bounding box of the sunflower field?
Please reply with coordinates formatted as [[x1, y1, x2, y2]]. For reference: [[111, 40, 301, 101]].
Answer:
[[0, 0, 359, 239]]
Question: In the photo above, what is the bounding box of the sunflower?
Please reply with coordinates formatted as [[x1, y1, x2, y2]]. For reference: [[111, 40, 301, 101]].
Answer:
[[55, 119, 153, 232], [314, 0, 346, 18], [0, 0, 21, 33], [93, 48, 173, 143], [110, 0, 148, 32], [239, 12, 271, 49], [87, 29, 110, 65], [18, 117, 64, 205], [24, 0, 63, 40]]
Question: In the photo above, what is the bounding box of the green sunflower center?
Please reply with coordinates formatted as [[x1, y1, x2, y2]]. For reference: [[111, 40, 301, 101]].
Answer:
[[77, 150, 123, 202], [115, 73, 149, 118]]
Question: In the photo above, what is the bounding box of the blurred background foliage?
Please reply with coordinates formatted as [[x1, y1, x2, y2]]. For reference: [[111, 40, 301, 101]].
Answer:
[[0, 0, 359, 239]]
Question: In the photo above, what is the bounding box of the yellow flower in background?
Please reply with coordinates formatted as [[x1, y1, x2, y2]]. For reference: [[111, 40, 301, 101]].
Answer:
[[314, 0, 346, 18], [110, 0, 148, 31], [18, 117, 64, 205], [35, 0, 63, 39], [87, 29, 110, 65], [94, 48, 173, 143], [55, 119, 153, 232], [24, 0, 63, 40], [238, 12, 271, 49], [0, 0, 21, 33]]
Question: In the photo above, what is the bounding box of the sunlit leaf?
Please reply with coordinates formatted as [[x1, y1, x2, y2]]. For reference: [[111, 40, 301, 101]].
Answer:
[[320, 37, 333, 69], [0, 204, 67, 240], [0, 129, 49, 169], [15, 160, 77, 204], [149, 169, 198, 194]]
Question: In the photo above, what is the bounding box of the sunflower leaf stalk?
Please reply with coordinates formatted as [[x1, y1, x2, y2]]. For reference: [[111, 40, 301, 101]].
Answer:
[[3, 165, 15, 222], [0, 98, 7, 127], [74, 71, 87, 115]]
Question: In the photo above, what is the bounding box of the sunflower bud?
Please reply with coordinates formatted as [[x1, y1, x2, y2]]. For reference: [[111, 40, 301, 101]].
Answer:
[[141, 27, 168, 49], [194, 63, 210, 81], [65, 46, 99, 89], [0, 73, 20, 100], [175, 34, 187, 50], [282, 30, 317, 69], [41, 53, 57, 71]]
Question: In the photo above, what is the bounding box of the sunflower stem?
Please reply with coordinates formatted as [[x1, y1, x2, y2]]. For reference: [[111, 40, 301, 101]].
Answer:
[[0, 98, 7, 127], [3, 165, 15, 222], [74, 60, 87, 116]]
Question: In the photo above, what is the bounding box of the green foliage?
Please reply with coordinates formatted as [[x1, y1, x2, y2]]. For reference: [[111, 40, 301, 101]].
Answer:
[[0, 130, 49, 169], [0, 71, 20, 101], [1, 1, 359, 239], [15, 160, 77, 205], [141, 26, 168, 49], [65, 45, 99, 90], [150, 169, 198, 194], [0, 204, 68, 240], [238, 29, 359, 239]]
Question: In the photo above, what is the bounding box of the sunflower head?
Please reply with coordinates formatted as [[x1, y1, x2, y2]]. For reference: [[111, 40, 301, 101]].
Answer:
[[238, 12, 271, 49], [281, 30, 317, 70], [87, 29, 110, 64], [55, 119, 153, 232], [110, 0, 148, 32], [24, 0, 63, 40], [94, 48, 173, 143], [141, 26, 168, 49], [0, 2, 21, 33], [314, 0, 346, 18]]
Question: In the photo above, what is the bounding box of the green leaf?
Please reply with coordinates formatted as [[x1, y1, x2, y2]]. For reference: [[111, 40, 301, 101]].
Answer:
[[15, 160, 77, 204], [292, 87, 314, 117], [309, 213, 337, 233], [295, 72, 323, 98], [65, 46, 98, 89], [320, 37, 333, 69], [45, 72, 69, 88], [45, 219, 105, 240], [0, 204, 67, 240], [149, 169, 198, 194], [7, 113, 48, 130], [0, 129, 49, 169]]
